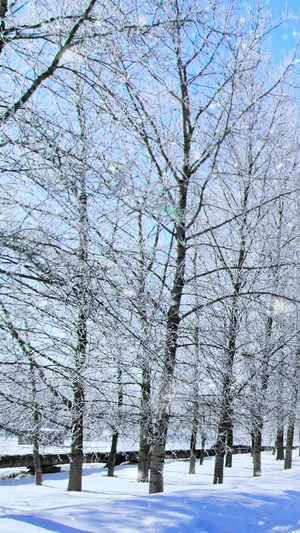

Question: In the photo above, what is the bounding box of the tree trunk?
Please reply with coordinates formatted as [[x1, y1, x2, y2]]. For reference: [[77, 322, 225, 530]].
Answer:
[[213, 428, 226, 484], [200, 436, 206, 465], [33, 438, 42, 486], [284, 422, 294, 470], [148, 30, 191, 493], [108, 365, 123, 478], [68, 382, 84, 491], [284, 350, 300, 468], [137, 437, 151, 482], [253, 428, 262, 477], [214, 264, 243, 483], [214, 173, 251, 484], [189, 313, 200, 476], [252, 314, 273, 477], [149, 416, 168, 494], [148, 221, 186, 493], [250, 433, 255, 457], [189, 420, 197, 474], [29, 344, 42, 486], [214, 449, 225, 484], [214, 395, 233, 483], [276, 426, 284, 460], [225, 425, 233, 467], [107, 432, 119, 477], [137, 364, 152, 482], [68, 117, 89, 492], [0, 1, 7, 57]]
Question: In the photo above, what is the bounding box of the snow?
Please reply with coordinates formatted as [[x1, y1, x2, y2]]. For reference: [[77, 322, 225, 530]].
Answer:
[[2, 451, 300, 532], [0, 436, 193, 456]]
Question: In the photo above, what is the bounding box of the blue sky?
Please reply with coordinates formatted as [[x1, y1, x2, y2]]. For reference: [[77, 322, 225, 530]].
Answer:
[[269, 0, 300, 62]]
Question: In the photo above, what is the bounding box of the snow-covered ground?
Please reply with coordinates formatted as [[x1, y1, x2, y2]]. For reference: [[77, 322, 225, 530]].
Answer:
[[1, 450, 300, 532], [0, 435, 193, 456]]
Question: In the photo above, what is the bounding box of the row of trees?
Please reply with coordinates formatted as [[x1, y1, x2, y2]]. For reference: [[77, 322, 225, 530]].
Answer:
[[0, 0, 300, 493]]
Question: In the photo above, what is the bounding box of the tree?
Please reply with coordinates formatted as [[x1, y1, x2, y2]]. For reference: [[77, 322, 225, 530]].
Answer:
[[0, 0, 299, 497]]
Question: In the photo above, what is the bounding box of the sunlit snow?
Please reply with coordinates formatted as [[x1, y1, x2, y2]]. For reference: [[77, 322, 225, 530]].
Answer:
[[2, 451, 300, 532]]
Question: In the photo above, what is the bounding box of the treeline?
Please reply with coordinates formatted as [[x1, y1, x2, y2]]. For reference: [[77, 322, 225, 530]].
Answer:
[[0, 0, 300, 493]]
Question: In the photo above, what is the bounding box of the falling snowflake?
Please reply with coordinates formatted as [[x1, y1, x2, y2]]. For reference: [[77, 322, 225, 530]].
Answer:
[[272, 298, 293, 316], [123, 288, 137, 298]]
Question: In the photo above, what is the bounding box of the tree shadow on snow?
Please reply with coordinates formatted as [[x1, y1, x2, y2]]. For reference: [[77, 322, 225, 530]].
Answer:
[[68, 489, 300, 533], [0, 466, 106, 487], [1, 514, 90, 533]]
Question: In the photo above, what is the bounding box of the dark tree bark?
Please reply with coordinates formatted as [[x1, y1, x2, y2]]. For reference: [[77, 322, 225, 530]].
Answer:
[[67, 110, 88, 491], [68, 381, 84, 491], [225, 425, 233, 468], [0, 0, 8, 56], [250, 433, 255, 457], [31, 380, 42, 485], [253, 423, 262, 477], [149, 415, 168, 494], [213, 289, 238, 485], [149, 53, 189, 490], [107, 432, 119, 477], [275, 426, 285, 460], [107, 366, 123, 478], [136, 212, 155, 483], [137, 435, 151, 482], [28, 334, 43, 486], [1, 0, 98, 124], [32, 396, 42, 486], [251, 312, 273, 478], [213, 344, 235, 483], [149, 207, 186, 494], [284, 423, 294, 470], [213, 432, 226, 484], [189, 313, 200, 476], [213, 179, 250, 485], [199, 436, 206, 466], [284, 350, 300, 470], [251, 199, 285, 477], [137, 365, 152, 482], [189, 417, 197, 474], [33, 441, 42, 486]]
